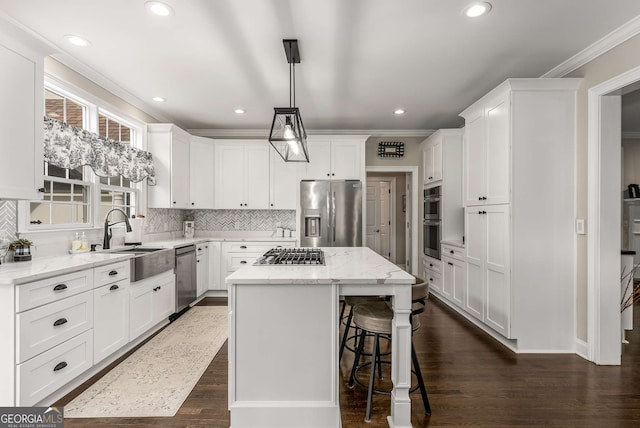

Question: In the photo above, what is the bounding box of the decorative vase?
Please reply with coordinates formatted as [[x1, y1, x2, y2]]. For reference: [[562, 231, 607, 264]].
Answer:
[[13, 245, 32, 262]]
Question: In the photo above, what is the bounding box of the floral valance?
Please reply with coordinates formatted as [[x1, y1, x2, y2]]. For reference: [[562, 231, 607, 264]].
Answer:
[[43, 116, 156, 185]]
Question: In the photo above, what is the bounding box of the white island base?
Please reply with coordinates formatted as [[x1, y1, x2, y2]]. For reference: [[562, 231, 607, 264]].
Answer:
[[227, 247, 415, 428]]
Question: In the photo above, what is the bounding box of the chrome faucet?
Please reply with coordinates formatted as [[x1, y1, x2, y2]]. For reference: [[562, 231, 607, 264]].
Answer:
[[103, 208, 132, 250]]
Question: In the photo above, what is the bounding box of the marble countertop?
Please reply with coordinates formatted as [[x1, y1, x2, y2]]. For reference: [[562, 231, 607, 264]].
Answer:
[[0, 252, 134, 285], [0, 233, 298, 285], [226, 247, 415, 285]]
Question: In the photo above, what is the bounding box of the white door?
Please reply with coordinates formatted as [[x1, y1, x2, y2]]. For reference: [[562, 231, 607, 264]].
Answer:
[[171, 133, 190, 208], [270, 147, 299, 209], [331, 140, 361, 180], [304, 140, 332, 180], [464, 112, 485, 206], [365, 180, 392, 260], [484, 94, 510, 205], [484, 204, 510, 337], [465, 208, 484, 320], [432, 140, 443, 182], [423, 145, 434, 184]]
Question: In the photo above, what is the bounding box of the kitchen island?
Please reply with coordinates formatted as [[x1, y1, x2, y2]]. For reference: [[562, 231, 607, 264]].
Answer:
[[226, 247, 416, 428]]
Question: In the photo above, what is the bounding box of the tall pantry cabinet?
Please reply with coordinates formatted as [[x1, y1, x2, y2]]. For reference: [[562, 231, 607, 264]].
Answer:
[[460, 78, 581, 352]]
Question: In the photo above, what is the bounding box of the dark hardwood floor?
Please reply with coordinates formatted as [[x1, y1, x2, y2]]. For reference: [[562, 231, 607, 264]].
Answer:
[[58, 296, 640, 427]]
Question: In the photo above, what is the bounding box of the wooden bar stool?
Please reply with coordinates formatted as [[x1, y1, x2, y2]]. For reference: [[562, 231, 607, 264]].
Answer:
[[347, 277, 431, 422]]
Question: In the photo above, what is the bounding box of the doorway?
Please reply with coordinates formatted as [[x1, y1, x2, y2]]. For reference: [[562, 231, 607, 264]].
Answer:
[[366, 166, 419, 275], [588, 65, 640, 365], [366, 177, 396, 263]]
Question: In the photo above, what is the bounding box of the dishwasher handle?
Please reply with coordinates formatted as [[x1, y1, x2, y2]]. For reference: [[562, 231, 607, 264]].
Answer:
[[175, 244, 196, 256]]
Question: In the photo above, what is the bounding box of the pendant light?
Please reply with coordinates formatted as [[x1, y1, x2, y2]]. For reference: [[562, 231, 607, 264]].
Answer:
[[268, 39, 309, 162]]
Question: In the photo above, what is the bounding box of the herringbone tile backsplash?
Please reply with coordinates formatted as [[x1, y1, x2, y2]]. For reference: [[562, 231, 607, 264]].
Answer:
[[190, 210, 296, 231], [0, 201, 17, 247]]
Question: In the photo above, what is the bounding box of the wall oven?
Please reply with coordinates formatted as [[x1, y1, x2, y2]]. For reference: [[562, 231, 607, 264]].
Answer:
[[423, 219, 441, 259], [423, 186, 442, 259], [423, 186, 441, 220]]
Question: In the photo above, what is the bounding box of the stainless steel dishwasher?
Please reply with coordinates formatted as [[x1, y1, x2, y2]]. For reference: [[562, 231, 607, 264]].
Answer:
[[175, 244, 197, 314]]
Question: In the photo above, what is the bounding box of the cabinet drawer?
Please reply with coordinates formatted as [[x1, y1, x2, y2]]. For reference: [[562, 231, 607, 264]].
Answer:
[[17, 291, 93, 364], [227, 252, 263, 271], [94, 261, 130, 288], [16, 269, 93, 312], [442, 245, 464, 261], [225, 242, 294, 253], [425, 270, 442, 294], [17, 329, 93, 406], [423, 255, 442, 274]]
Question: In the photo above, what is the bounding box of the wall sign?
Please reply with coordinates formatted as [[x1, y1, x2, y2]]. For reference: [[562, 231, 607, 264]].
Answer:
[[378, 141, 404, 158]]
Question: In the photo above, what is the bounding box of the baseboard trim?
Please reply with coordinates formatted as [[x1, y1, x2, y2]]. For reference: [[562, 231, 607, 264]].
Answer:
[[575, 338, 589, 360]]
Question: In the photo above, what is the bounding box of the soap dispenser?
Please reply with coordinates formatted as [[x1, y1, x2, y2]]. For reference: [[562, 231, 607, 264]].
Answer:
[[71, 232, 81, 251]]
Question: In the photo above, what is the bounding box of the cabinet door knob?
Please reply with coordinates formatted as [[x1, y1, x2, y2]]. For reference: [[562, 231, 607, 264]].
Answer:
[[482, 196, 487, 200], [478, 196, 482, 201], [482, 211, 487, 214], [270, 203, 274, 207], [429, 278, 433, 281], [429, 263, 433, 267], [173, 201, 176, 204], [191, 202, 195, 206], [448, 262, 454, 266], [53, 284, 67, 292], [450, 250, 454, 254], [109, 284, 119, 291], [53, 361, 68, 372], [332, 173, 335, 176], [53, 318, 68, 327], [429, 176, 433, 180], [478, 211, 482, 214], [37, 187, 46, 193]]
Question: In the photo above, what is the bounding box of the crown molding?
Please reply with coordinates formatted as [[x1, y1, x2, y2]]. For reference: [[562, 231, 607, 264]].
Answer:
[[623, 131, 640, 140], [188, 128, 435, 138], [541, 14, 640, 78]]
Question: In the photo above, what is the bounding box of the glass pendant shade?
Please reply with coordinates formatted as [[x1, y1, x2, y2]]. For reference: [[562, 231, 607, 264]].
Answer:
[[269, 107, 309, 162]]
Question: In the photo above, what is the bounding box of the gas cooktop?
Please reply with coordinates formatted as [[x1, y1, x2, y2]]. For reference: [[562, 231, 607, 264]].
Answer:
[[253, 248, 325, 266]]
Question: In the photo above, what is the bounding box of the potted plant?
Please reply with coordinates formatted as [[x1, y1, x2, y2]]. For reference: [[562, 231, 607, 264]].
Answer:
[[8, 238, 33, 262]]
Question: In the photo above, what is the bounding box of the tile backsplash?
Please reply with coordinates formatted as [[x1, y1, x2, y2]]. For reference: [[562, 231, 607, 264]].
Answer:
[[144, 208, 187, 233], [189, 209, 296, 232], [0, 201, 18, 246]]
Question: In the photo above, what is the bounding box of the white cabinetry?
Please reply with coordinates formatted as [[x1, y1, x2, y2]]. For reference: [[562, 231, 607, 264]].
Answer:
[[215, 140, 270, 209], [190, 136, 215, 209], [129, 271, 175, 341], [422, 138, 442, 185], [0, 27, 44, 200], [270, 147, 300, 209], [441, 244, 465, 309], [462, 93, 510, 206], [148, 124, 191, 209], [458, 78, 580, 351], [196, 243, 209, 297], [422, 255, 442, 295], [221, 241, 295, 288], [93, 279, 129, 364], [208, 241, 222, 290], [302, 137, 365, 180]]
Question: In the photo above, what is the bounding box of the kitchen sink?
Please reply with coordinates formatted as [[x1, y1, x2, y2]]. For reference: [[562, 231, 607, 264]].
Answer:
[[110, 247, 175, 282]]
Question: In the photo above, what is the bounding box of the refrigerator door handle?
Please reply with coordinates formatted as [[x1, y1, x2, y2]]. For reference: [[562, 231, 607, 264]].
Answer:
[[332, 191, 336, 243]]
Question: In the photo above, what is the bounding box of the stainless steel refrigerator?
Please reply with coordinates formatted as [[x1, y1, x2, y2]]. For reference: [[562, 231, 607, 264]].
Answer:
[[300, 180, 362, 247]]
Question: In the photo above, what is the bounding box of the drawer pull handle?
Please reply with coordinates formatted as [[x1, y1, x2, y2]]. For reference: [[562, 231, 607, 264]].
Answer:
[[448, 262, 454, 266], [240, 245, 247, 249], [108, 270, 118, 276], [429, 278, 433, 281], [53, 318, 68, 327], [429, 263, 433, 267], [153, 286, 159, 292], [240, 261, 247, 264], [109, 284, 119, 291], [53, 361, 67, 372], [53, 284, 67, 291]]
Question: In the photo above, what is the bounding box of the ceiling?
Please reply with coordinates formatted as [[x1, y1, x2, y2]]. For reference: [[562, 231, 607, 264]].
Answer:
[[2, 0, 640, 136]]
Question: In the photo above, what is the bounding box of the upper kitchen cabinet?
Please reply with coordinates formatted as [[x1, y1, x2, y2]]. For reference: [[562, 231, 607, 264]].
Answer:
[[422, 137, 443, 186], [0, 26, 45, 200], [461, 91, 509, 206], [215, 140, 270, 210], [270, 146, 300, 209], [189, 136, 215, 209], [302, 137, 366, 181], [147, 124, 191, 209]]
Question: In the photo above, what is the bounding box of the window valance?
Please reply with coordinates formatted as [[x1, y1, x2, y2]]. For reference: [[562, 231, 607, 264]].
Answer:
[[43, 116, 156, 184]]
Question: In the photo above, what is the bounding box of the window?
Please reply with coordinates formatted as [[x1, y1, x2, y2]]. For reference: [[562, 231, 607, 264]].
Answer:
[[26, 83, 142, 230], [30, 90, 91, 226]]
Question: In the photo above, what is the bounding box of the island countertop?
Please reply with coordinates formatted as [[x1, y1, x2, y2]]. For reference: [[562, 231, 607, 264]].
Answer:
[[225, 246, 415, 285]]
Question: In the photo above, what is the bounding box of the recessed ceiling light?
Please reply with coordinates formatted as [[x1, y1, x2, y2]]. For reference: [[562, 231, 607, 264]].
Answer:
[[234, 109, 246, 114], [64, 35, 91, 47], [145, 1, 174, 16], [463, 2, 492, 18], [152, 96, 166, 102], [394, 109, 406, 115]]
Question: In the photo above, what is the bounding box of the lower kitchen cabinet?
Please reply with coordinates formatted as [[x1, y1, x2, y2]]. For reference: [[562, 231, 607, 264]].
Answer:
[[221, 241, 295, 288], [422, 255, 442, 295], [196, 243, 209, 297], [208, 241, 222, 290], [93, 279, 129, 364], [130, 271, 175, 341], [441, 255, 465, 309]]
